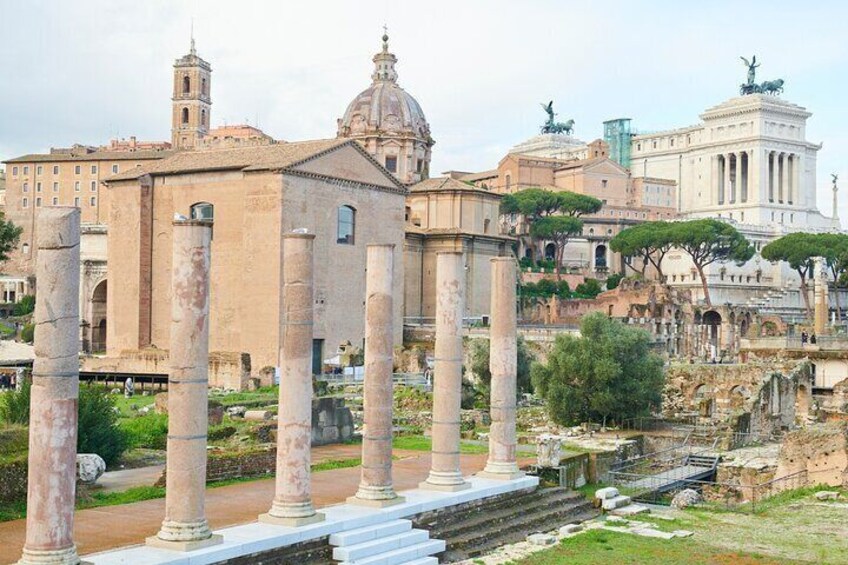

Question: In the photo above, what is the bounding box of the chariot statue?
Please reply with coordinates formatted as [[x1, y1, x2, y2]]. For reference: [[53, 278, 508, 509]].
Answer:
[[739, 55, 785, 96], [540, 100, 575, 135]]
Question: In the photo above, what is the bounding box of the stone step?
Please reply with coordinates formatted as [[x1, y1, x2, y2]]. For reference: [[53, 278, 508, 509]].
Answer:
[[611, 503, 650, 517], [602, 495, 632, 510], [330, 520, 413, 547], [340, 539, 446, 565], [398, 558, 439, 565], [333, 530, 430, 562], [419, 487, 566, 529]]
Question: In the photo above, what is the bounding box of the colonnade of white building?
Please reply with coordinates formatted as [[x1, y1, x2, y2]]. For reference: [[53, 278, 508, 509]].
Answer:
[[712, 149, 801, 207]]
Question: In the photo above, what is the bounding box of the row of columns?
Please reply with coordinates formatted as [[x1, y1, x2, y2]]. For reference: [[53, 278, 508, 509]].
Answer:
[[712, 150, 802, 207], [18, 220, 522, 562]]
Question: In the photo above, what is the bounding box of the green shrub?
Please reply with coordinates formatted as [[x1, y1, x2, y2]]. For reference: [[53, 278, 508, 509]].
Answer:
[[574, 278, 603, 298], [0, 377, 30, 425], [12, 295, 35, 316], [0, 424, 28, 458], [606, 273, 624, 290], [77, 386, 128, 466], [20, 324, 34, 343], [120, 413, 169, 450]]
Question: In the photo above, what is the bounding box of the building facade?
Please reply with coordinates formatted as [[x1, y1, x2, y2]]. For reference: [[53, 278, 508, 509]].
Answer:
[[104, 139, 406, 371]]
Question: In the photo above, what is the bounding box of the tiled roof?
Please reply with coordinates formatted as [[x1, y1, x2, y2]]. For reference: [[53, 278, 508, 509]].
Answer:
[[4, 149, 174, 164], [459, 169, 498, 182], [409, 177, 500, 196], [106, 139, 352, 181]]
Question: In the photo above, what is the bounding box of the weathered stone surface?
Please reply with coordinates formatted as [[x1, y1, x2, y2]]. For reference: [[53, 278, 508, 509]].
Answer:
[[673, 530, 695, 538], [611, 503, 650, 516], [537, 435, 562, 468], [815, 490, 840, 500], [76, 454, 106, 485], [226, 405, 247, 418], [632, 528, 676, 540], [154, 392, 169, 415], [526, 533, 556, 546], [671, 488, 703, 509], [595, 487, 619, 500], [602, 495, 632, 510], [244, 410, 272, 422], [559, 524, 583, 535], [208, 405, 224, 426]]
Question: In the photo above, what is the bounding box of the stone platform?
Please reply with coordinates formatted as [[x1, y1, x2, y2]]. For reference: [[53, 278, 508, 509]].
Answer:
[[84, 475, 538, 564]]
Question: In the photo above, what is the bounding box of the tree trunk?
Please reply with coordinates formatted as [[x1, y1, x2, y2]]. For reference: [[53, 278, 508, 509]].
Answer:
[[554, 240, 565, 281], [696, 264, 711, 306]]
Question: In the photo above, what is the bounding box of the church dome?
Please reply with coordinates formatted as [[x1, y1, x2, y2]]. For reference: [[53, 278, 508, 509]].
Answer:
[[337, 34, 431, 142]]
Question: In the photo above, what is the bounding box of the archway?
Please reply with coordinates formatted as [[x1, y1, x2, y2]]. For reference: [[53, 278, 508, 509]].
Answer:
[[693, 383, 715, 417], [595, 245, 607, 269], [91, 280, 107, 352], [729, 385, 750, 411], [544, 243, 556, 261], [702, 310, 722, 356]]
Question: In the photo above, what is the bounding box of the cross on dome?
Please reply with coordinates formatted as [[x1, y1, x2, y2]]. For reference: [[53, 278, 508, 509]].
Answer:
[[371, 28, 398, 83]]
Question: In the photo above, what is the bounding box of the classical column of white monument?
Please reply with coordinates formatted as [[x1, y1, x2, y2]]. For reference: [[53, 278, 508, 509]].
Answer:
[[260, 233, 324, 526], [350, 244, 404, 506], [18, 208, 83, 565], [148, 219, 222, 551], [421, 251, 471, 491], [478, 257, 522, 480]]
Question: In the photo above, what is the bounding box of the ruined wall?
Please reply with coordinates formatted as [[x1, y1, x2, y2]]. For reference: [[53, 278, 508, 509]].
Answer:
[[775, 423, 848, 487], [663, 360, 812, 434]]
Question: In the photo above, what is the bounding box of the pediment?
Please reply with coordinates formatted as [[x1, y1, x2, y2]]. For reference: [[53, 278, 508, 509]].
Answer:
[[289, 143, 401, 190]]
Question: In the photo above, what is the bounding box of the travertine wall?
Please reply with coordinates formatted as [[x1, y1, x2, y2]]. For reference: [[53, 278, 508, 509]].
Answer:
[[775, 423, 848, 486]]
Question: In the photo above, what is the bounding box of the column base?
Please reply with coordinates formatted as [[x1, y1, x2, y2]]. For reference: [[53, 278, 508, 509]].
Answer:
[[17, 546, 89, 565], [347, 495, 406, 508], [418, 480, 472, 492], [145, 534, 223, 552], [259, 512, 325, 527], [476, 469, 525, 481]]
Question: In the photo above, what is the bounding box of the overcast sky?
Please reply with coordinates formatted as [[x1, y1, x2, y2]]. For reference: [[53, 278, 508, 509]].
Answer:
[[2, 1, 846, 217]]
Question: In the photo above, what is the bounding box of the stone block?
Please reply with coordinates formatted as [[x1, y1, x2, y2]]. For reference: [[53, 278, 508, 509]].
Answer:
[[76, 454, 106, 485], [815, 490, 840, 500], [602, 495, 632, 510], [559, 524, 583, 535], [244, 410, 272, 421], [208, 404, 224, 426], [595, 486, 619, 500], [526, 533, 557, 546], [673, 530, 695, 538], [154, 392, 169, 414], [632, 528, 676, 540], [611, 503, 650, 516]]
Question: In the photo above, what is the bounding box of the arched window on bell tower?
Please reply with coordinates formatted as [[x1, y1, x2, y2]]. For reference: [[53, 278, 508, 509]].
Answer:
[[182, 75, 190, 94], [181, 107, 189, 125]]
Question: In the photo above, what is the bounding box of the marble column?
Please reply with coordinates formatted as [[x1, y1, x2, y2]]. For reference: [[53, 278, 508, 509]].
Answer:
[[722, 154, 730, 205], [739, 151, 747, 203], [260, 233, 324, 526], [18, 208, 82, 565], [814, 256, 828, 335], [421, 252, 470, 491], [788, 154, 796, 205], [350, 244, 404, 507], [478, 258, 522, 480], [777, 153, 785, 203], [148, 219, 222, 551]]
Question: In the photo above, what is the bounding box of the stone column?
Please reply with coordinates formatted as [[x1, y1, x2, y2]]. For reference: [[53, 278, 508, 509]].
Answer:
[[260, 233, 324, 526], [738, 151, 747, 203], [478, 258, 522, 480], [148, 219, 222, 551], [349, 244, 404, 507], [777, 153, 785, 203], [814, 256, 828, 335], [18, 208, 82, 565], [722, 154, 730, 205], [421, 252, 470, 491]]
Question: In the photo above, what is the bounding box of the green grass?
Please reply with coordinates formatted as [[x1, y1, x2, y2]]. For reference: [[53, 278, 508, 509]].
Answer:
[[393, 434, 488, 454], [516, 528, 794, 565]]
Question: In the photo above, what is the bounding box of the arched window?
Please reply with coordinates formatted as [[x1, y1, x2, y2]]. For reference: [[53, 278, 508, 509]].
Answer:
[[181, 107, 189, 125], [201, 77, 207, 95], [190, 202, 214, 221], [505, 174, 511, 192], [183, 75, 190, 94], [201, 109, 207, 126], [337, 205, 355, 245]]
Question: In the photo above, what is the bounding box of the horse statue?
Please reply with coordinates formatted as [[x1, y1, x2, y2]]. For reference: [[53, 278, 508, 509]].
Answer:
[[740, 82, 762, 96], [760, 79, 784, 95], [539, 101, 575, 135]]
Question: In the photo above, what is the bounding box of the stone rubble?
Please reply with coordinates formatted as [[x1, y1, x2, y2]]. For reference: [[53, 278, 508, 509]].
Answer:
[[76, 454, 106, 485]]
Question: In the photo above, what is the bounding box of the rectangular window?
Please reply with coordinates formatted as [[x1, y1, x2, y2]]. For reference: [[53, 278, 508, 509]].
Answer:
[[53, 182, 59, 192], [601, 179, 608, 188], [53, 165, 59, 174], [22, 183, 28, 193], [36, 165, 43, 175], [90, 181, 97, 191], [74, 181, 81, 192], [36, 197, 42, 207], [385, 155, 397, 173], [90, 197, 96, 206], [74, 197, 80, 207], [12, 166, 18, 176], [23, 166, 29, 175], [52, 197, 58, 206], [36, 182, 42, 192], [75, 165, 81, 175], [90, 165, 97, 174], [22, 198, 28, 208], [112, 164, 119, 174]]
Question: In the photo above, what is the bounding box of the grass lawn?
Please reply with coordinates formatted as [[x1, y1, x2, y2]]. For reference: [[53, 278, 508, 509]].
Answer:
[[393, 434, 488, 454], [516, 529, 795, 565], [518, 485, 848, 565]]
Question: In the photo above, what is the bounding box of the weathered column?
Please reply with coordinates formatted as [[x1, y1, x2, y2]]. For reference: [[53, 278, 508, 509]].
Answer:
[[18, 208, 82, 565], [349, 244, 404, 506], [260, 233, 324, 526], [478, 258, 522, 480], [421, 252, 470, 491], [148, 219, 222, 551], [814, 256, 828, 335], [722, 154, 730, 204]]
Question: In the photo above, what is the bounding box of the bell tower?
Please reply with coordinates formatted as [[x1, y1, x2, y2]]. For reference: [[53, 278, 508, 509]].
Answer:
[[171, 36, 212, 150]]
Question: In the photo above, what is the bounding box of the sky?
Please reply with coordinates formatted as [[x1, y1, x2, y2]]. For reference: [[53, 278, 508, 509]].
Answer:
[[2, 0, 846, 217]]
